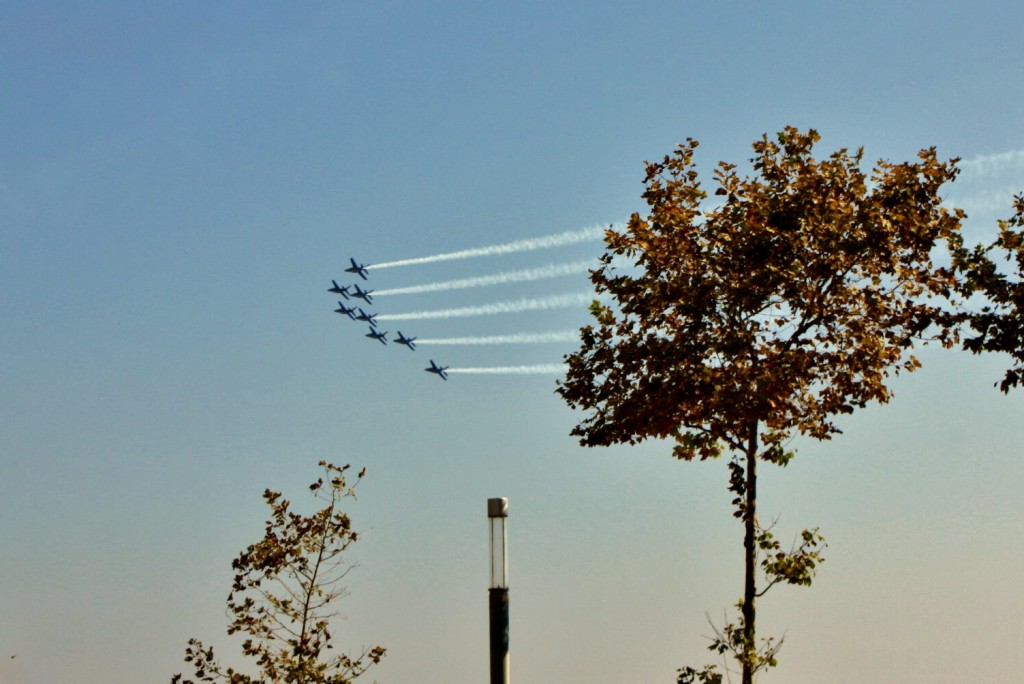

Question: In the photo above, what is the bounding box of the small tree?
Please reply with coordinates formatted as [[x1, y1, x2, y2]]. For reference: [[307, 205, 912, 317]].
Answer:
[[557, 128, 963, 682], [949, 193, 1024, 391], [172, 461, 385, 684]]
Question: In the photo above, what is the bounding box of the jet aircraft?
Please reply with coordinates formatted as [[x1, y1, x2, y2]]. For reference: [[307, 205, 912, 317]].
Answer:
[[345, 258, 369, 280], [366, 327, 388, 345], [328, 280, 350, 297], [394, 332, 417, 350], [354, 308, 378, 327], [351, 284, 374, 304], [334, 302, 357, 319], [425, 360, 449, 380]]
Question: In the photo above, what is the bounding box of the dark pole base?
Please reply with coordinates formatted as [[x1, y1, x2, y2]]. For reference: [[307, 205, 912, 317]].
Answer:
[[489, 587, 509, 684]]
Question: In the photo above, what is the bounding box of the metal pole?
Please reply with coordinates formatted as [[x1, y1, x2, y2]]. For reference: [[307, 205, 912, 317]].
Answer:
[[489, 587, 509, 684], [487, 498, 509, 684]]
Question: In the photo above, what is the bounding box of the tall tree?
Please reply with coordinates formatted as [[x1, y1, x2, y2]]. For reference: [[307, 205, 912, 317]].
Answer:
[[557, 128, 963, 682], [948, 193, 1024, 391], [172, 461, 385, 684]]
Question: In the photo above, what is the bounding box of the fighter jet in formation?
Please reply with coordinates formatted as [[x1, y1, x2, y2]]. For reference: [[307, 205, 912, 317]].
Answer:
[[394, 332, 417, 350], [425, 360, 449, 380], [345, 258, 369, 280], [354, 308, 378, 327], [351, 284, 374, 304], [366, 327, 388, 345], [335, 302, 357, 319], [329, 280, 351, 297], [329, 266, 448, 379]]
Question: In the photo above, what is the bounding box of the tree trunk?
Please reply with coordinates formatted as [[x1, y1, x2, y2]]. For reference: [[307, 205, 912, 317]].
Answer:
[[742, 424, 758, 684]]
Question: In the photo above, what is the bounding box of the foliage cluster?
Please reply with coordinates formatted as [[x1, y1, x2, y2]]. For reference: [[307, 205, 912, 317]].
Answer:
[[949, 193, 1024, 390], [561, 128, 963, 461], [172, 461, 385, 684], [557, 127, 1023, 683]]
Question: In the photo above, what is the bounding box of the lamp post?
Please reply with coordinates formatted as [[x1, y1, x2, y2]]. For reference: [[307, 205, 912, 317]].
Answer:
[[488, 497, 509, 684]]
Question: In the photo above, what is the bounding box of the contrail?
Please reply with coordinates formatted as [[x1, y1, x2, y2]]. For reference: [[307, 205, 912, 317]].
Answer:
[[376, 292, 594, 321], [374, 260, 595, 296], [447, 364, 567, 375], [946, 188, 1024, 216], [944, 148, 1024, 217], [957, 148, 1024, 179], [371, 224, 617, 270], [417, 331, 580, 345]]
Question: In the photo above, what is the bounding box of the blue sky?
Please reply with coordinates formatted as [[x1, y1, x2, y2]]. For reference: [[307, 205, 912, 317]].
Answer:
[[2, 3, 1023, 683]]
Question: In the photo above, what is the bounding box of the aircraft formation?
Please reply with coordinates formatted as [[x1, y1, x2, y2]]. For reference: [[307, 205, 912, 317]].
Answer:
[[328, 227, 612, 379], [330, 259, 448, 380]]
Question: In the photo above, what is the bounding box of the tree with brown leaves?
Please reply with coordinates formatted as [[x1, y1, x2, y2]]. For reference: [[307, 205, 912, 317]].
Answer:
[[949, 193, 1024, 392], [171, 461, 385, 684], [557, 128, 963, 683]]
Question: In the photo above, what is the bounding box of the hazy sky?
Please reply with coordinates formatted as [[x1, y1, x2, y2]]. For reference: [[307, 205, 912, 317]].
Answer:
[[2, 3, 1023, 683]]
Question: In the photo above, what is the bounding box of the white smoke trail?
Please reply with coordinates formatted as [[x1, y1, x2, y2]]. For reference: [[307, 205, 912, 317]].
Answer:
[[417, 331, 580, 345], [374, 260, 595, 296], [944, 148, 1024, 218], [447, 364, 567, 375], [957, 148, 1024, 179], [947, 187, 1024, 216], [376, 292, 594, 321], [371, 224, 617, 270]]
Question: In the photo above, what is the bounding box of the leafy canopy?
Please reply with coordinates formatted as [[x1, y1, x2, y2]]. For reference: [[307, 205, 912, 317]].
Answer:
[[559, 128, 965, 683], [559, 127, 963, 460], [172, 461, 385, 684], [949, 193, 1024, 391]]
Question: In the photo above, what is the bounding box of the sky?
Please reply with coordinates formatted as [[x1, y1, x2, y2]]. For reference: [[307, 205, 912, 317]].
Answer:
[[2, 2, 1023, 683]]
